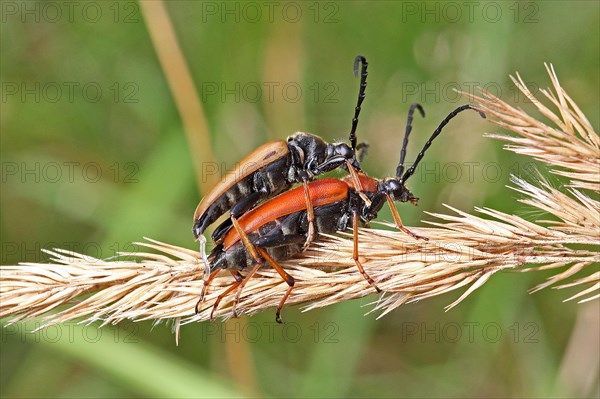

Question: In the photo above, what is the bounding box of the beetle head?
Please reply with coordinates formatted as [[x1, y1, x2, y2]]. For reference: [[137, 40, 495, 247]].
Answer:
[[379, 178, 419, 205]]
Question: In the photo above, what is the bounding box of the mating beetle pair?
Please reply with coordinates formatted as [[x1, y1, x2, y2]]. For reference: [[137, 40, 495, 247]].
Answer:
[[193, 56, 371, 248], [192, 56, 485, 322]]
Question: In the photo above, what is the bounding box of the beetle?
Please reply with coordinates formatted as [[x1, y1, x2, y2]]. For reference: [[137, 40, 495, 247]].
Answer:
[[193, 55, 372, 250], [196, 104, 486, 322]]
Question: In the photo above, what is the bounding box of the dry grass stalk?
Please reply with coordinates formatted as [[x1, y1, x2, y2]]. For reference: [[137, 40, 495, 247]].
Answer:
[[1, 65, 598, 333], [463, 64, 599, 192]]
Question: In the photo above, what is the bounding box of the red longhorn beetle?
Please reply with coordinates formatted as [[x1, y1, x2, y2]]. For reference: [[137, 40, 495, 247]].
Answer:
[[193, 56, 372, 253], [196, 104, 485, 322]]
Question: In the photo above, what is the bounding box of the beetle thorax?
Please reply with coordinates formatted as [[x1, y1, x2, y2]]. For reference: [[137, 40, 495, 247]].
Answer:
[[287, 132, 329, 180]]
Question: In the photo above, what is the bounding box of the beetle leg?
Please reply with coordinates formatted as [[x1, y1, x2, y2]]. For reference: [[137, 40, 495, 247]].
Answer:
[[302, 179, 316, 251], [230, 215, 261, 261], [352, 211, 381, 292], [231, 209, 296, 323], [232, 261, 262, 318], [210, 271, 244, 321], [385, 194, 428, 241], [256, 247, 295, 324], [195, 269, 220, 314], [228, 214, 268, 318], [345, 160, 372, 207]]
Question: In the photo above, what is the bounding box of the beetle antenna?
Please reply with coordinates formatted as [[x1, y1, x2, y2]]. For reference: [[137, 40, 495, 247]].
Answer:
[[349, 55, 368, 151], [400, 105, 486, 183], [396, 103, 425, 178]]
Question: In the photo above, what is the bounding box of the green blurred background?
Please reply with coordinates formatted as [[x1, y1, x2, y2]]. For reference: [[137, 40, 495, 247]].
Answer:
[[1, 1, 598, 398]]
